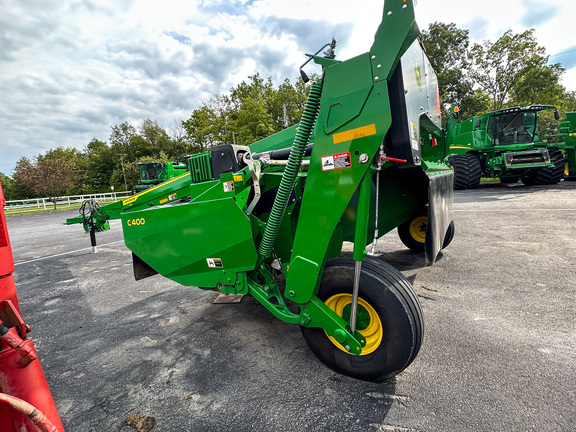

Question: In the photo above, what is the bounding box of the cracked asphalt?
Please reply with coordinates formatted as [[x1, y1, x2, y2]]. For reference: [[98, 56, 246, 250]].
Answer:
[[5, 180, 576, 431]]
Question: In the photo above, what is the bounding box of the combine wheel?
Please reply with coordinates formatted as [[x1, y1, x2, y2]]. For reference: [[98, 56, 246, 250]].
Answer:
[[300, 257, 423, 382], [533, 150, 567, 185], [499, 176, 520, 184], [449, 153, 481, 190], [443, 220, 455, 249], [520, 173, 537, 186], [397, 209, 427, 252], [398, 211, 455, 252], [564, 162, 576, 181]]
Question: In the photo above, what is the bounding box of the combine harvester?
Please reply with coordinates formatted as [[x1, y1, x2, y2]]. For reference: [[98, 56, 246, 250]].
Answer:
[[67, 0, 454, 381], [546, 111, 576, 181], [444, 104, 566, 188], [131, 161, 187, 194]]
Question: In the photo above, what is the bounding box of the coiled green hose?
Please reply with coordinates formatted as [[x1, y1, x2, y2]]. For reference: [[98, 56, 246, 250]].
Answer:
[[258, 79, 323, 259]]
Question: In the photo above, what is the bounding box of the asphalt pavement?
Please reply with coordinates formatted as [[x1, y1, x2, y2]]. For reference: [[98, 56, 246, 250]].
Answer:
[[5, 181, 576, 431]]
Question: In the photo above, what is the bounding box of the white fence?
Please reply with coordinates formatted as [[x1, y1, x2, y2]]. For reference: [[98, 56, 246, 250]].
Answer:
[[4, 191, 132, 213]]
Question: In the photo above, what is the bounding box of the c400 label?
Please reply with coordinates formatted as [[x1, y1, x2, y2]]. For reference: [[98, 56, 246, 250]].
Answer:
[[127, 218, 146, 227]]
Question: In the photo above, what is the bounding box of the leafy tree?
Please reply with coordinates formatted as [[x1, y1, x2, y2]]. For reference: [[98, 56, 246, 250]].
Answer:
[[421, 22, 491, 120], [182, 104, 225, 152], [182, 74, 312, 150], [469, 29, 550, 110], [83, 139, 116, 193], [510, 64, 566, 108], [234, 97, 274, 145], [13, 154, 81, 209], [268, 78, 309, 130], [0, 172, 15, 200]]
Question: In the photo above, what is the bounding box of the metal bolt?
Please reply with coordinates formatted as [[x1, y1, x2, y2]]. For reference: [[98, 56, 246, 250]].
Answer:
[[371, 55, 376, 60], [387, 11, 392, 16], [289, 290, 295, 297], [358, 153, 369, 164], [333, 329, 347, 343], [374, 76, 379, 82], [377, 64, 381, 69], [345, 345, 351, 352], [403, 4, 407, 9]]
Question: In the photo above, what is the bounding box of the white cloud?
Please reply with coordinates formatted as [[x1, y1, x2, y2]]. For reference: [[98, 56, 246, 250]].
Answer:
[[1, 0, 574, 176]]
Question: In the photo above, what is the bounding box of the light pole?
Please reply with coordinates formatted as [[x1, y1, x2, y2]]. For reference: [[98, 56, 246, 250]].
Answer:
[[117, 153, 128, 191]]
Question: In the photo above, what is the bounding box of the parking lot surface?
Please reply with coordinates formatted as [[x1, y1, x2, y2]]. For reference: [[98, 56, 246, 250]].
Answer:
[[6, 181, 576, 431]]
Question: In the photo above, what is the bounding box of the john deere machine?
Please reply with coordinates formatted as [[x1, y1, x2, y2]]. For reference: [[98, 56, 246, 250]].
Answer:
[[67, 0, 454, 382], [132, 161, 188, 194], [444, 104, 566, 188], [546, 111, 576, 180]]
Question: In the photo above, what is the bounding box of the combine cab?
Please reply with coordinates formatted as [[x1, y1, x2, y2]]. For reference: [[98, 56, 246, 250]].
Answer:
[[67, 0, 454, 381], [445, 105, 565, 188], [132, 161, 187, 194]]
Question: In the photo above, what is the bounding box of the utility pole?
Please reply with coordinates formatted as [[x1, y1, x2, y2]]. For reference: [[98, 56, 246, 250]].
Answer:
[[283, 104, 288, 129], [117, 153, 128, 191]]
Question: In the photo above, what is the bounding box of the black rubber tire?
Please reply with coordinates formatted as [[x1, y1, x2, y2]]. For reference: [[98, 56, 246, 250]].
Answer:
[[442, 220, 455, 249], [300, 256, 423, 382], [449, 153, 481, 190], [521, 173, 537, 186], [533, 150, 567, 185], [398, 212, 454, 252], [500, 176, 520, 184], [397, 209, 427, 253]]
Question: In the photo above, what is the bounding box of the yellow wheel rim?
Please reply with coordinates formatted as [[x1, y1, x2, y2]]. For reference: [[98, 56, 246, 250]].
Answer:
[[324, 294, 383, 355], [409, 216, 428, 244], [565, 162, 570, 176]]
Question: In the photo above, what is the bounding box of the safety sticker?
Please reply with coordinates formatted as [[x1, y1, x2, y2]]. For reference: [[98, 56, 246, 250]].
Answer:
[[233, 175, 243, 182], [223, 181, 234, 192], [322, 152, 351, 171], [206, 258, 223, 268], [169, 193, 177, 201]]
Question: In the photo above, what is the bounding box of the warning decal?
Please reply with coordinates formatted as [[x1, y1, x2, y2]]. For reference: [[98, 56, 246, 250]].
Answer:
[[206, 258, 223, 268], [321, 152, 351, 171], [223, 181, 234, 192]]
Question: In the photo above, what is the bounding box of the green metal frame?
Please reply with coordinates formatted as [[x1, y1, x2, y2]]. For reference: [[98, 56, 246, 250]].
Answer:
[[547, 112, 576, 178], [67, 0, 454, 356]]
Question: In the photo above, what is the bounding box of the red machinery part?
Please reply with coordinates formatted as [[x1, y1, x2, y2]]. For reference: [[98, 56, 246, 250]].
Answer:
[[0, 181, 20, 312], [0, 180, 65, 431], [0, 393, 58, 432]]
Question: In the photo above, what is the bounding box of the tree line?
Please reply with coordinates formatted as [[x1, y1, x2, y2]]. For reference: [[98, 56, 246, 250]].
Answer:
[[2, 22, 575, 201]]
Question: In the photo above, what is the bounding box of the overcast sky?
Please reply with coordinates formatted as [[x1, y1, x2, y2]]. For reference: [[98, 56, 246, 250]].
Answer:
[[1, 0, 575, 177]]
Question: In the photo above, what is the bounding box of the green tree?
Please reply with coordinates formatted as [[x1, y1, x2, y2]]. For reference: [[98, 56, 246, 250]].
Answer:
[[235, 97, 274, 145], [469, 29, 550, 110], [83, 139, 116, 193], [510, 64, 566, 108], [182, 104, 225, 152], [13, 154, 81, 209], [0, 172, 15, 200], [420, 22, 491, 120], [182, 74, 312, 151]]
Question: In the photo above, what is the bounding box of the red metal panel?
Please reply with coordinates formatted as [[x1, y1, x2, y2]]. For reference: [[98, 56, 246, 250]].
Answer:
[[0, 180, 64, 431], [0, 181, 19, 312]]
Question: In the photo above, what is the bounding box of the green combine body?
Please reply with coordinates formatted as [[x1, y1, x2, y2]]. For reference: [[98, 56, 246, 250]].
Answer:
[[67, 0, 455, 382], [445, 104, 566, 188], [546, 112, 576, 180], [132, 161, 188, 194]]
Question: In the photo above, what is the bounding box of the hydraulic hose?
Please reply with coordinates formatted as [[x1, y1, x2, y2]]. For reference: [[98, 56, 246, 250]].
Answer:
[[0, 393, 59, 432], [258, 79, 323, 259]]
